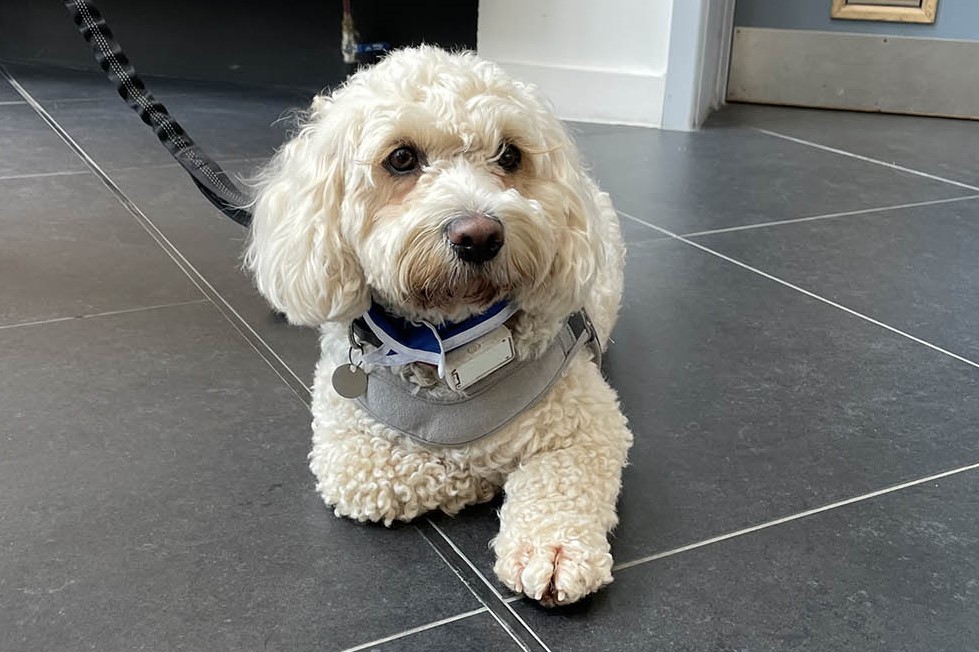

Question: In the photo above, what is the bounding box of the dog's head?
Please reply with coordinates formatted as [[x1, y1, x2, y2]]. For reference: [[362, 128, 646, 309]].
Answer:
[[247, 46, 604, 327]]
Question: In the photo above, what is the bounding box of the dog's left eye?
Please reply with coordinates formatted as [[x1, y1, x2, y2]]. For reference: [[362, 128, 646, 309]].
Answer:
[[497, 144, 522, 173], [385, 146, 420, 174]]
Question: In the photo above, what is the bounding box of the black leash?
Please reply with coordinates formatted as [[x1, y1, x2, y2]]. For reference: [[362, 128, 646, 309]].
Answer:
[[63, 0, 253, 227]]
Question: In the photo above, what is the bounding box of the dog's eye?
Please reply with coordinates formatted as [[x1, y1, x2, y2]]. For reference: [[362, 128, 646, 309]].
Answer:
[[385, 146, 420, 174], [497, 144, 521, 173]]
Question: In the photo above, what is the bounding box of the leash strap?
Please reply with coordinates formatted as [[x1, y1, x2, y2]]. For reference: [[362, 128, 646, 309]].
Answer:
[[63, 0, 253, 227]]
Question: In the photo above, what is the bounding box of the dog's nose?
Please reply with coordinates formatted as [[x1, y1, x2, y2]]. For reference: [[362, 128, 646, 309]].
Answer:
[[446, 213, 504, 263]]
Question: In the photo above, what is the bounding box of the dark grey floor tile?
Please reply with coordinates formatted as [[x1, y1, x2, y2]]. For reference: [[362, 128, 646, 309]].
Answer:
[[0, 302, 480, 652], [694, 196, 979, 363], [107, 160, 320, 384], [0, 77, 22, 102], [2, 61, 198, 102], [512, 469, 979, 652], [573, 123, 970, 234], [436, 238, 979, 591], [40, 90, 304, 170], [714, 103, 979, 189], [0, 103, 87, 176], [0, 173, 201, 327], [353, 612, 523, 652], [2, 60, 315, 105]]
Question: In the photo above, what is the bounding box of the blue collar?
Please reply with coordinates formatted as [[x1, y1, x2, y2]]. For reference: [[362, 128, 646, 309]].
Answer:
[[360, 300, 518, 376]]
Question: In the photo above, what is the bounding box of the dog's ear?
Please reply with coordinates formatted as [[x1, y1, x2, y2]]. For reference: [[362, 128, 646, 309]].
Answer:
[[526, 120, 623, 327], [556, 170, 613, 295], [562, 170, 624, 343], [245, 96, 369, 326]]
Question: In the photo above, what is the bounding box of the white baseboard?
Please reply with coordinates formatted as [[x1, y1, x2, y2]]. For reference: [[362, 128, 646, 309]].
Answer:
[[728, 27, 979, 119], [492, 61, 666, 128]]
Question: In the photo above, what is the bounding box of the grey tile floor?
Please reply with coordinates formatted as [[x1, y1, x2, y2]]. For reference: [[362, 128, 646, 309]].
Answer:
[[2, 61, 977, 651]]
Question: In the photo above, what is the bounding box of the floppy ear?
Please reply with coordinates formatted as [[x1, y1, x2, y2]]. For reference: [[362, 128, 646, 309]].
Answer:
[[570, 172, 625, 345], [551, 167, 621, 324], [245, 96, 369, 326], [528, 112, 624, 317]]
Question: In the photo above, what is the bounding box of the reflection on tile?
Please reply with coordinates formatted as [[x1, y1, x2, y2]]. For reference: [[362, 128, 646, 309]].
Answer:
[[0, 173, 200, 326], [41, 93, 299, 171], [695, 196, 979, 362], [713, 103, 979, 189], [3, 60, 311, 104], [0, 76, 23, 102], [573, 124, 969, 234], [108, 160, 320, 384], [0, 104, 87, 176]]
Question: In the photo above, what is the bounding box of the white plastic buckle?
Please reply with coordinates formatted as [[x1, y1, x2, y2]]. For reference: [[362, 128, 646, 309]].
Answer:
[[444, 325, 515, 391]]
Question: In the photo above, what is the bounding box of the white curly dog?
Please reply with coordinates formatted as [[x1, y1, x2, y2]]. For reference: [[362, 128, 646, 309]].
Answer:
[[246, 46, 633, 606]]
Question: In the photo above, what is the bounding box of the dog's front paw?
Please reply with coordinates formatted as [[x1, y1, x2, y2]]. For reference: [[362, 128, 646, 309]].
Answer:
[[493, 538, 613, 606]]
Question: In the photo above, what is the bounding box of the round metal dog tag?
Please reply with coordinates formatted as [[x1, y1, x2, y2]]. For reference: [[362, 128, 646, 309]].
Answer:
[[332, 364, 368, 399]]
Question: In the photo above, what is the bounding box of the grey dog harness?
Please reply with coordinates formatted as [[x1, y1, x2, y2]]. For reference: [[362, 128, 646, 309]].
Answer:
[[352, 312, 601, 447]]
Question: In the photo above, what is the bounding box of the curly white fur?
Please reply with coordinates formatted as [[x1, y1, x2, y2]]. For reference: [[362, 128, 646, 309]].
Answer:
[[246, 46, 633, 606]]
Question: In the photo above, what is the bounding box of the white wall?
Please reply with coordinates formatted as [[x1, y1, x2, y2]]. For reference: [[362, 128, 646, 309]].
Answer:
[[661, 0, 735, 130], [477, 0, 675, 127]]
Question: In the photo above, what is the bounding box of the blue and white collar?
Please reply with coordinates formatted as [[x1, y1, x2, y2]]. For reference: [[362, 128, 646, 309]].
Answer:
[[359, 300, 518, 378]]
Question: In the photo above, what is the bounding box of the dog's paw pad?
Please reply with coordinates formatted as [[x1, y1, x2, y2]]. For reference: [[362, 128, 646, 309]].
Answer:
[[495, 541, 612, 606]]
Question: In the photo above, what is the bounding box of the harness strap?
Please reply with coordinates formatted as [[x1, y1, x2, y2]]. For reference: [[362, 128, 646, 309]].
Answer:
[[355, 312, 601, 447], [63, 0, 253, 227]]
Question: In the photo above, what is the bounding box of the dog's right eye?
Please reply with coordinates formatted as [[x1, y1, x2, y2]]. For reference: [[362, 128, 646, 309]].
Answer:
[[385, 146, 420, 174]]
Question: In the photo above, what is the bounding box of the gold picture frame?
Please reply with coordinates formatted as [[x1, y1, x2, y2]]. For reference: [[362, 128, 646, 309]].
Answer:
[[831, 0, 938, 24]]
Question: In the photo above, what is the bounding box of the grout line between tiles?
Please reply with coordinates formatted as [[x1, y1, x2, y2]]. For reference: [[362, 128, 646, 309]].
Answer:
[[681, 193, 979, 238], [614, 460, 979, 572], [340, 596, 530, 652], [337, 606, 490, 652], [0, 157, 266, 184], [753, 127, 979, 193], [1, 64, 312, 408], [619, 210, 979, 372], [0, 169, 92, 182], [0, 299, 209, 331], [426, 519, 554, 652], [418, 523, 538, 652]]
